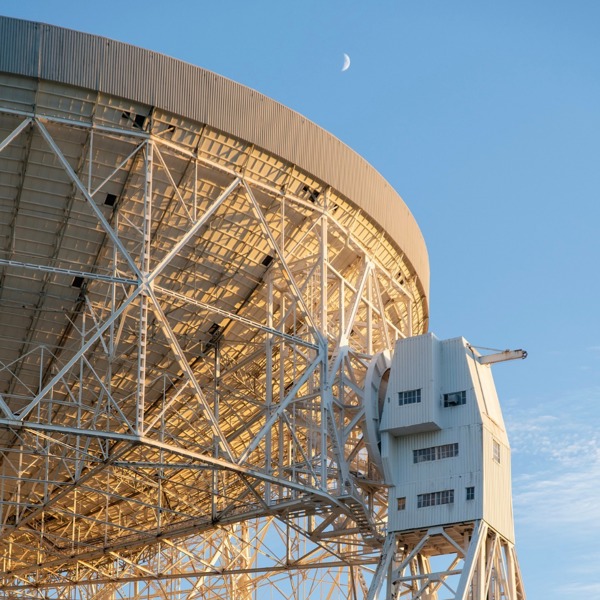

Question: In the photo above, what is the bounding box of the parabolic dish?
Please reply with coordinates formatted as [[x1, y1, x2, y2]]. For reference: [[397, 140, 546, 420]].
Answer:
[[0, 16, 430, 597]]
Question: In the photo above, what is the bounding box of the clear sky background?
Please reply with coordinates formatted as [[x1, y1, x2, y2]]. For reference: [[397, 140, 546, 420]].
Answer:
[[2, 1, 599, 598]]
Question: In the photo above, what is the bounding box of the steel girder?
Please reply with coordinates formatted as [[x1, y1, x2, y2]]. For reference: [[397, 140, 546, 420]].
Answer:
[[0, 106, 421, 599], [367, 522, 526, 600]]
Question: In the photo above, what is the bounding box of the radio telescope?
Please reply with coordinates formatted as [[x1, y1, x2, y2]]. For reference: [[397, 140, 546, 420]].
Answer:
[[0, 17, 524, 600]]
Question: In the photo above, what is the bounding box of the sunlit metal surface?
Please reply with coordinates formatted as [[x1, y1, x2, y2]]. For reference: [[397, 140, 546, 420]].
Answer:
[[0, 16, 429, 600]]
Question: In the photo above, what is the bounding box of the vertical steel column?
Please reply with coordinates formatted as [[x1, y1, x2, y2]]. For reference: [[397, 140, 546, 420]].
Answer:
[[265, 271, 273, 503], [212, 340, 220, 522], [136, 141, 152, 435], [320, 209, 329, 488], [367, 270, 373, 356]]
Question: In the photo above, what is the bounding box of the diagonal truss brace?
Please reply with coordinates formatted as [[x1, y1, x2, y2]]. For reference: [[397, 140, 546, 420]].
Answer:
[[0, 117, 31, 153], [145, 286, 235, 461], [16, 286, 143, 420], [35, 118, 142, 279], [241, 179, 325, 348]]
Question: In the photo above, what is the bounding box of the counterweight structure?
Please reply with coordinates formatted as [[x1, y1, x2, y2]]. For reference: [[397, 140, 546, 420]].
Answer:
[[0, 17, 524, 600]]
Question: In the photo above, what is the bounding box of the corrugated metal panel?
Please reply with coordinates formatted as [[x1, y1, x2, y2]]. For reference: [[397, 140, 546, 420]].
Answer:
[[439, 338, 481, 429], [388, 418, 485, 532], [391, 474, 481, 532], [381, 333, 441, 434], [482, 429, 514, 541], [0, 16, 430, 307], [471, 357, 506, 427], [39, 24, 106, 91], [384, 335, 515, 537], [152, 55, 208, 121], [0, 17, 39, 78], [101, 38, 156, 107]]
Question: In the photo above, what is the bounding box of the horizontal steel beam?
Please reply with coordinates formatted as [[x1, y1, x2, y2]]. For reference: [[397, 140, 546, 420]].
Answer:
[[0, 257, 138, 286], [0, 419, 344, 505], [155, 285, 319, 350], [0, 556, 379, 591]]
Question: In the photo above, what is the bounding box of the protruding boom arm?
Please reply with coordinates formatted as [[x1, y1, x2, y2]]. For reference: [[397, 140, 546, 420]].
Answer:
[[476, 348, 527, 365]]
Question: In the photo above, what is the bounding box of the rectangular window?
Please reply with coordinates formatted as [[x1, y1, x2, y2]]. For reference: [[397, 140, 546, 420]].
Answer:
[[397, 497, 406, 511], [413, 446, 435, 462], [417, 489, 454, 508], [413, 443, 459, 463], [398, 388, 421, 406], [437, 442, 459, 459], [443, 390, 466, 407], [493, 440, 501, 463], [466, 486, 475, 501]]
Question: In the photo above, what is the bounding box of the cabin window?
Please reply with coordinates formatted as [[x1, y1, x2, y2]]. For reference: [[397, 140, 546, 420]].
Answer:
[[493, 440, 501, 463], [397, 497, 406, 510], [398, 389, 421, 406], [413, 443, 458, 463], [417, 489, 454, 508], [466, 486, 475, 501], [443, 390, 466, 407]]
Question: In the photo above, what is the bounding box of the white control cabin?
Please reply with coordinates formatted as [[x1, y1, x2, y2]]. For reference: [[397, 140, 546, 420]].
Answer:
[[380, 333, 515, 542]]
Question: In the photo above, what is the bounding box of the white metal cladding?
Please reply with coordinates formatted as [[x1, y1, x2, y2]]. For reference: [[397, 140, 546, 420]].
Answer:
[[382, 335, 515, 541], [0, 15, 429, 307], [482, 431, 515, 542], [388, 426, 484, 532], [466, 350, 506, 427], [380, 332, 441, 435], [0, 18, 39, 78], [439, 339, 483, 430]]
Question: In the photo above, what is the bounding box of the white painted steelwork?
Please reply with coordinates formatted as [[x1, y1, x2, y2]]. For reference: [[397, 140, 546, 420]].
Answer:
[[0, 16, 429, 600], [476, 348, 527, 365], [366, 334, 526, 600]]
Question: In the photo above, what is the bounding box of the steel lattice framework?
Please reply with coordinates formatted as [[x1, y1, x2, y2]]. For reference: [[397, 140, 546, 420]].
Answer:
[[0, 25, 429, 597]]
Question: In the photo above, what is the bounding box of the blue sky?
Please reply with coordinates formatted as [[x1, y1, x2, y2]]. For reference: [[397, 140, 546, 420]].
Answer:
[[3, 1, 600, 597]]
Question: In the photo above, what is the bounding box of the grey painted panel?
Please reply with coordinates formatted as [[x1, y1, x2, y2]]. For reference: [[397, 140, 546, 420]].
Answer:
[[0, 17, 39, 78], [39, 23, 106, 91], [101, 38, 157, 107], [153, 56, 209, 120]]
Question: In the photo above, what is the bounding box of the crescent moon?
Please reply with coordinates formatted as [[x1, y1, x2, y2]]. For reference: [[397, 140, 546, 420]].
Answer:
[[341, 53, 351, 72]]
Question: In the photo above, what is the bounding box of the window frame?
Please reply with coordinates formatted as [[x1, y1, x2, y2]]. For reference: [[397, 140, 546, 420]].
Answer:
[[417, 489, 455, 508], [413, 442, 459, 463], [493, 439, 501, 463], [398, 388, 422, 406], [443, 390, 466, 407]]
